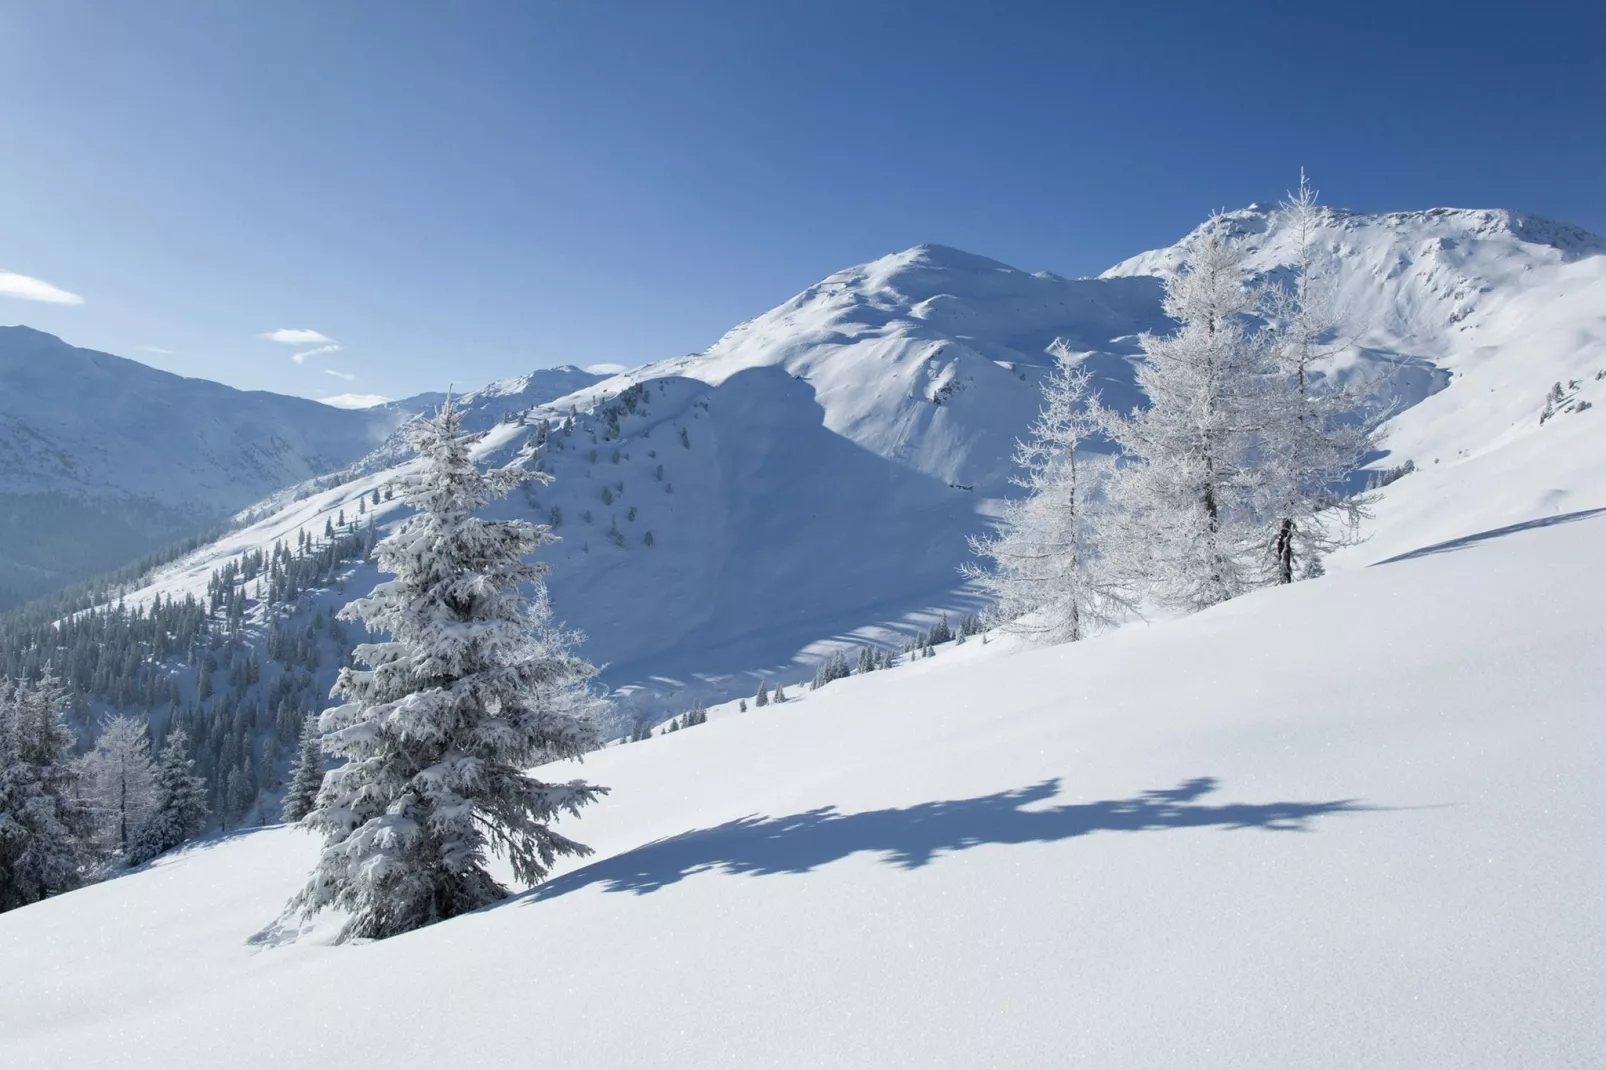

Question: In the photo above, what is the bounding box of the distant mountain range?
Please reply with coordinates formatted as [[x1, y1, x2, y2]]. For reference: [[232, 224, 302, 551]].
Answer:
[[0, 326, 606, 609]]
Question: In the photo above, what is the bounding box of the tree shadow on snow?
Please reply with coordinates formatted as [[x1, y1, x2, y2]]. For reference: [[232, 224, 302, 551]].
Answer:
[[1375, 507, 1606, 565], [518, 776, 1375, 901]]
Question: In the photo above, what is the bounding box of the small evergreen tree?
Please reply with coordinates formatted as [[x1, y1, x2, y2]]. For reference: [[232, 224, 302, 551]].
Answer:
[[811, 650, 851, 690], [754, 680, 769, 707], [289, 399, 609, 942], [772, 683, 786, 703], [126, 728, 208, 865], [280, 714, 323, 823]]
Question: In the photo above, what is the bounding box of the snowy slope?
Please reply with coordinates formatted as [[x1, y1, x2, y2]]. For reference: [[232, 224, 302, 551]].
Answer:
[[3, 503, 1602, 1068]]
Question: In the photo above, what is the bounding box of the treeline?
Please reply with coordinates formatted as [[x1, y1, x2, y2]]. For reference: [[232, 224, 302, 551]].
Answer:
[[0, 517, 378, 834], [0, 674, 207, 914]]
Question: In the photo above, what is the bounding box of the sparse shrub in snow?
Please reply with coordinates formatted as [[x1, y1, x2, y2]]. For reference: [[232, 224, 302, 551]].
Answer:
[[738, 698, 747, 712], [0, 672, 92, 911], [1540, 379, 1593, 423], [288, 399, 608, 942], [1366, 459, 1416, 490], [126, 728, 208, 866]]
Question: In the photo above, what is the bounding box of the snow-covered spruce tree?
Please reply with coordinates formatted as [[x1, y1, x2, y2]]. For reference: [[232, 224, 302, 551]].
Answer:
[[76, 713, 158, 860], [126, 727, 208, 866], [964, 349, 1126, 643], [754, 680, 769, 708], [1258, 172, 1384, 583], [290, 399, 608, 942], [280, 714, 323, 823], [811, 650, 850, 690], [1094, 214, 1275, 612], [0, 673, 92, 911]]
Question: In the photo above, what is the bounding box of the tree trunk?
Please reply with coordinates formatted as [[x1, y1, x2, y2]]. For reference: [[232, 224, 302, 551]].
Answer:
[[1274, 518, 1295, 585]]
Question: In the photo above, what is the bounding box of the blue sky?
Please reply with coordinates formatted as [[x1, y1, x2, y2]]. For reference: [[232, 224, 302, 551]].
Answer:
[[0, 0, 1600, 403]]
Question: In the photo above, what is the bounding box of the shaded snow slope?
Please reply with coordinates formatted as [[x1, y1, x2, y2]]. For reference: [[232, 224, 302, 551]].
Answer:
[[4, 506, 1602, 1068]]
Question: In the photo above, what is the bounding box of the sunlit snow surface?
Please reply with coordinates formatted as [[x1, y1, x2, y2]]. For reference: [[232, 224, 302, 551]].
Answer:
[[2, 506, 1602, 1067]]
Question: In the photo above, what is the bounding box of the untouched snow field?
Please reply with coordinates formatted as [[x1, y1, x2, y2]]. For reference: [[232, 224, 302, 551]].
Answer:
[[4, 505, 1603, 1068]]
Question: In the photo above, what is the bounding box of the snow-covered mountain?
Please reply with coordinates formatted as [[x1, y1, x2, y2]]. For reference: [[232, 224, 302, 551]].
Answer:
[[0, 328, 607, 610], [0, 328, 394, 609], [64, 204, 1605, 720]]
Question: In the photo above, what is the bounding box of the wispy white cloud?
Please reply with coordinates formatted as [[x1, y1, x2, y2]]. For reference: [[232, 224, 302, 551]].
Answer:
[[585, 362, 630, 375], [292, 343, 341, 364], [323, 368, 357, 381], [318, 392, 389, 409], [0, 270, 83, 305], [137, 345, 178, 355], [261, 328, 334, 345]]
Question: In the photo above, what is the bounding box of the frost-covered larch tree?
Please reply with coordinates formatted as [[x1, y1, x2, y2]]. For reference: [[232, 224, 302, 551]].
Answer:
[[1258, 172, 1384, 582], [279, 714, 323, 823], [77, 713, 158, 860], [1095, 214, 1274, 612], [0, 673, 91, 911], [965, 346, 1126, 642], [290, 398, 608, 942], [126, 727, 208, 866]]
